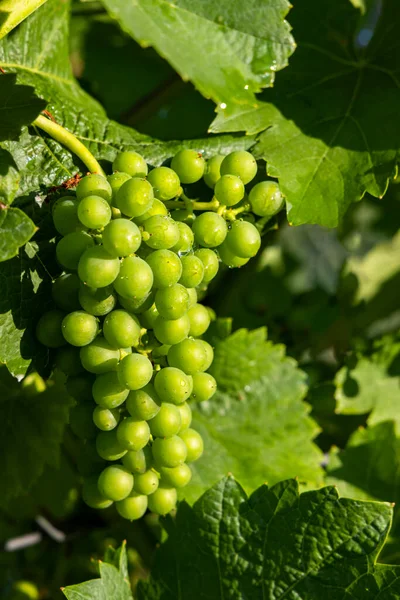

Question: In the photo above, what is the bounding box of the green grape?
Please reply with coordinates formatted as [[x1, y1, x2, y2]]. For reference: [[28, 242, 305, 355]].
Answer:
[[214, 174, 245, 207], [82, 476, 113, 509], [117, 354, 153, 390], [155, 284, 189, 320], [116, 178, 154, 217], [171, 208, 196, 223], [180, 428, 204, 462], [179, 255, 204, 288], [113, 151, 148, 178], [198, 340, 214, 370], [55, 346, 84, 376], [194, 248, 219, 284], [147, 486, 177, 515], [56, 231, 94, 271], [79, 336, 120, 374], [103, 310, 141, 348], [248, 180, 284, 217], [153, 314, 190, 345], [143, 215, 180, 250], [191, 372, 217, 402], [69, 403, 97, 440], [36, 309, 65, 348], [116, 491, 148, 520], [62, 311, 98, 347], [126, 383, 161, 420], [159, 463, 192, 488], [147, 166, 181, 200], [52, 273, 81, 312], [118, 291, 154, 314], [122, 446, 153, 474], [77, 195, 111, 229], [177, 402, 192, 432], [203, 154, 224, 188], [78, 246, 120, 288], [133, 469, 159, 495], [102, 218, 141, 257], [134, 198, 168, 224], [154, 367, 192, 404], [10, 581, 39, 600], [187, 287, 198, 307], [140, 304, 159, 329], [117, 417, 150, 451], [96, 430, 127, 461], [76, 173, 113, 203], [135, 243, 154, 260], [52, 196, 86, 236], [225, 220, 261, 258], [171, 222, 194, 253], [171, 149, 205, 184], [114, 256, 153, 299], [107, 172, 131, 198], [98, 464, 134, 501], [217, 241, 249, 268], [146, 249, 182, 288], [148, 402, 181, 437], [151, 343, 171, 361], [77, 440, 105, 476], [187, 303, 211, 337], [92, 371, 129, 408], [79, 284, 116, 316], [93, 406, 120, 431], [220, 150, 257, 184], [192, 212, 227, 248], [167, 338, 207, 374], [66, 373, 94, 401], [152, 436, 187, 467]]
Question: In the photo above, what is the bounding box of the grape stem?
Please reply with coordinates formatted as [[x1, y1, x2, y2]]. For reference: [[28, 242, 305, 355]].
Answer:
[[164, 197, 220, 212], [32, 114, 106, 176]]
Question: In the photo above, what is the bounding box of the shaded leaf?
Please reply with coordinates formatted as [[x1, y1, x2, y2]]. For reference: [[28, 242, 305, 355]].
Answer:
[[0, 205, 36, 261], [0, 73, 45, 141]]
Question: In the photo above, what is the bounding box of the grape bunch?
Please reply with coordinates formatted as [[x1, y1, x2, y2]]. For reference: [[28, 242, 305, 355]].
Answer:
[[35, 148, 284, 519]]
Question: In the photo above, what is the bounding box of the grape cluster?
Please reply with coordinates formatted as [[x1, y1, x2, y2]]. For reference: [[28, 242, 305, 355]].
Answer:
[[36, 148, 284, 519]]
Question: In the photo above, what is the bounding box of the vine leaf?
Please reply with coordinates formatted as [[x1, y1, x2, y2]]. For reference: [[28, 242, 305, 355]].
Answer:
[[211, 0, 400, 227], [0, 0, 49, 40], [0, 73, 45, 141]]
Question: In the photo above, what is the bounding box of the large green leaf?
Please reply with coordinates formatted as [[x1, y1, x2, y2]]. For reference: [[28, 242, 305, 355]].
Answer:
[[0, 73, 45, 141], [211, 0, 400, 227], [185, 328, 323, 503], [138, 476, 399, 599]]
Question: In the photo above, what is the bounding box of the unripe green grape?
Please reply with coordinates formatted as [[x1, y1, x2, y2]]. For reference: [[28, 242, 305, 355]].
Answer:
[[134, 469, 159, 495], [107, 172, 131, 198], [117, 353, 153, 390], [56, 231, 94, 271], [114, 256, 153, 299], [78, 246, 120, 288], [118, 291, 154, 314], [55, 346, 84, 376], [116, 178, 154, 217], [179, 255, 204, 288], [155, 284, 189, 320], [147, 166, 180, 200], [140, 304, 159, 329], [77, 195, 111, 229], [191, 372, 217, 402], [79, 284, 116, 316], [152, 436, 187, 467], [69, 403, 97, 440], [153, 314, 190, 345], [214, 174, 245, 207], [171, 208, 196, 223], [103, 309, 141, 348], [76, 173, 112, 203], [79, 336, 120, 374], [171, 222, 194, 253], [180, 428, 204, 462], [10, 581, 39, 600], [148, 402, 181, 437], [102, 218, 141, 257], [143, 215, 180, 249], [187, 303, 211, 337], [159, 463, 192, 488], [52, 196, 86, 236], [154, 367, 192, 404], [220, 150, 257, 184], [92, 371, 129, 408], [148, 486, 177, 515], [123, 446, 153, 474], [134, 198, 168, 224], [198, 341, 214, 371], [66, 373, 95, 401], [36, 309, 65, 348], [187, 287, 198, 307], [203, 154, 224, 188], [98, 464, 133, 501], [248, 180, 284, 217], [62, 311, 98, 347], [116, 491, 148, 520], [217, 241, 249, 268], [146, 249, 182, 288], [52, 273, 81, 312], [167, 339, 207, 375], [225, 220, 261, 258], [96, 430, 127, 461], [177, 402, 192, 432], [192, 212, 227, 248], [113, 151, 148, 178], [194, 249, 219, 284], [93, 406, 120, 431], [171, 149, 205, 184], [82, 476, 113, 509], [117, 417, 150, 451], [127, 383, 161, 420]]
